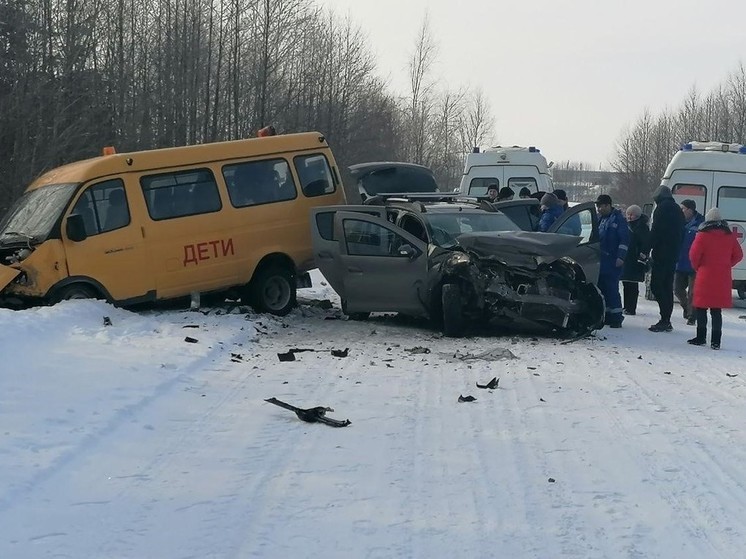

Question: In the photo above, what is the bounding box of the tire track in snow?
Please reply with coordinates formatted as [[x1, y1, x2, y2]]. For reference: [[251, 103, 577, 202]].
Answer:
[[581, 346, 746, 557]]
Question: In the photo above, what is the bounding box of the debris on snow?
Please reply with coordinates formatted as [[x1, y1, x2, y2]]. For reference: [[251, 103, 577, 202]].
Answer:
[[548, 478, 556, 483], [476, 377, 499, 390], [184, 336, 199, 343], [446, 347, 516, 363], [458, 395, 477, 403], [277, 351, 296, 362], [264, 397, 351, 427], [406, 346, 431, 355], [331, 348, 349, 358], [726, 373, 738, 377], [103, 316, 112, 327]]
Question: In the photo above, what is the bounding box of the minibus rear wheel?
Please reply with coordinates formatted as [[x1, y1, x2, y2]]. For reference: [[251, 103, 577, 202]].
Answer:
[[250, 266, 296, 316]]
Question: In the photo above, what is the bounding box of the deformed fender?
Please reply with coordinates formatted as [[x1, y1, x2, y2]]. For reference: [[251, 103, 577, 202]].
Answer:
[[0, 265, 21, 292]]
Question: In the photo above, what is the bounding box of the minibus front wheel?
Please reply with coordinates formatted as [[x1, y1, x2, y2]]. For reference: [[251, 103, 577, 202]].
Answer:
[[53, 283, 100, 302], [249, 265, 296, 316]]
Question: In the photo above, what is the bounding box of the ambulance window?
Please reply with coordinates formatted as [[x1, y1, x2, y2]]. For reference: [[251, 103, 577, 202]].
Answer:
[[672, 183, 706, 211], [716, 187, 746, 221], [141, 168, 222, 220], [223, 158, 297, 208], [468, 178, 499, 196], [508, 177, 537, 193], [294, 154, 336, 197], [70, 179, 129, 236]]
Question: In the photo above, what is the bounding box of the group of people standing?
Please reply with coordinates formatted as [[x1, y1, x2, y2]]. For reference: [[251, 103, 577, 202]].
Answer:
[[597, 185, 743, 349]]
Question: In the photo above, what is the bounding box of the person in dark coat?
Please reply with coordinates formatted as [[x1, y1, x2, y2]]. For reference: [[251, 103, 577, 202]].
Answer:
[[621, 204, 650, 315], [538, 192, 564, 232], [648, 185, 685, 332], [486, 184, 499, 202], [497, 186, 515, 201], [687, 208, 744, 349], [519, 187, 532, 199], [674, 199, 705, 325], [595, 194, 629, 327]]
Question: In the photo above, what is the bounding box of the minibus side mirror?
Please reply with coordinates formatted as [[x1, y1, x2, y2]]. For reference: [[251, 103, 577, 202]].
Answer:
[[66, 214, 88, 242]]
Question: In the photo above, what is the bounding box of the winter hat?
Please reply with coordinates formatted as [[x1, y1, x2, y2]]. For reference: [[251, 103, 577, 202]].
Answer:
[[595, 194, 612, 206], [554, 189, 568, 202], [653, 185, 673, 202], [540, 192, 560, 207], [705, 207, 722, 221], [519, 186, 532, 197], [498, 186, 515, 199], [626, 204, 642, 219], [681, 199, 696, 211]]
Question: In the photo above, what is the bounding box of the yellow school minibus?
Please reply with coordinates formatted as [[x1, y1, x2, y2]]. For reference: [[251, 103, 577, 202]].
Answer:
[[0, 131, 346, 314]]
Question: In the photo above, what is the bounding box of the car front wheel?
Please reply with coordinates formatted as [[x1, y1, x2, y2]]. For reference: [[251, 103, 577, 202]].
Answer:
[[441, 283, 465, 337]]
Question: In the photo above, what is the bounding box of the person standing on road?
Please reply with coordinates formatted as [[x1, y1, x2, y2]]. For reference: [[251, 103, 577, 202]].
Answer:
[[648, 185, 685, 332], [595, 194, 629, 327], [553, 189, 582, 236], [538, 192, 564, 232], [687, 208, 744, 349], [621, 205, 650, 315], [675, 199, 705, 325]]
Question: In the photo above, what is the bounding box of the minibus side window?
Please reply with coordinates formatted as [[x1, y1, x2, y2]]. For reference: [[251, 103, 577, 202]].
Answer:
[[141, 168, 221, 220], [70, 179, 130, 236], [294, 154, 336, 197], [223, 158, 297, 208]]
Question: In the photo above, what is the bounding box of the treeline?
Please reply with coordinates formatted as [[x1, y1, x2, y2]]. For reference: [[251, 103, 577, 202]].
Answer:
[[0, 0, 491, 211], [614, 63, 746, 205]]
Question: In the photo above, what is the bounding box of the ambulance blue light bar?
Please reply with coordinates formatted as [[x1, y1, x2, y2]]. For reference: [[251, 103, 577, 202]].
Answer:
[[682, 143, 693, 151]]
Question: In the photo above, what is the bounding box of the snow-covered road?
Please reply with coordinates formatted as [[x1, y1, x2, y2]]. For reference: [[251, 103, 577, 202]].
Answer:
[[1, 276, 746, 558]]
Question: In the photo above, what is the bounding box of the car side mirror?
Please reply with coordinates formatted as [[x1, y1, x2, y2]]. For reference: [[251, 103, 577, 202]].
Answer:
[[66, 214, 88, 242], [398, 244, 417, 259]]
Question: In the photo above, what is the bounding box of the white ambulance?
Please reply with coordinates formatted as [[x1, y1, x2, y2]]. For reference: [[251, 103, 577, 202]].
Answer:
[[661, 141, 746, 299], [458, 145, 554, 197]]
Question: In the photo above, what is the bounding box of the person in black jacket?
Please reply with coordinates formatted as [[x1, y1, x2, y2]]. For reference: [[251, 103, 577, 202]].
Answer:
[[620, 205, 650, 315], [648, 185, 685, 332]]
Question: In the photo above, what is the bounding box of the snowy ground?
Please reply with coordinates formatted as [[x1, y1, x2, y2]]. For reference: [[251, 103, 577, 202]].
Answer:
[[1, 272, 746, 558]]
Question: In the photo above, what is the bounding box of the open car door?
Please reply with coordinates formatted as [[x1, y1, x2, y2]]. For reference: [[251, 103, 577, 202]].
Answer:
[[310, 206, 386, 299], [548, 201, 601, 284], [491, 199, 541, 231], [332, 211, 428, 314]]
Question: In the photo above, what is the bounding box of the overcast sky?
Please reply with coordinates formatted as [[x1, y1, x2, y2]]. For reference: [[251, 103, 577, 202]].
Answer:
[[316, 0, 746, 168]]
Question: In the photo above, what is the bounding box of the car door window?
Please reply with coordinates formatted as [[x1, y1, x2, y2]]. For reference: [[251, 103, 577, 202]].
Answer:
[[343, 219, 408, 256]]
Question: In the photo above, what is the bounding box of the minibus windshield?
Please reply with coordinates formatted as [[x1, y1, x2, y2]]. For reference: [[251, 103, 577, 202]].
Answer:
[[0, 183, 79, 242]]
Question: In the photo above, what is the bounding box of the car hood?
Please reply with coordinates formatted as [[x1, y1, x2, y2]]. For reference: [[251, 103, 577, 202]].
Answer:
[[456, 231, 581, 264]]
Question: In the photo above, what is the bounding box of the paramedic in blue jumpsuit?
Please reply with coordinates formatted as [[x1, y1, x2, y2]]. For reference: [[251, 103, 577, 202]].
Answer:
[[595, 194, 629, 328]]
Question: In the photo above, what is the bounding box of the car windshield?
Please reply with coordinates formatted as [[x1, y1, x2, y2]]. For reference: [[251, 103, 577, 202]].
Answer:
[[0, 183, 79, 242], [425, 211, 519, 247]]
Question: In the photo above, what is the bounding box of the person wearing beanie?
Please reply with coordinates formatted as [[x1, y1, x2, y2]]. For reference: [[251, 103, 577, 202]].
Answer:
[[486, 184, 499, 202], [595, 194, 629, 327], [497, 186, 515, 201], [621, 204, 651, 315], [675, 199, 705, 325], [648, 185, 685, 332], [554, 189, 582, 235], [687, 207, 743, 349], [519, 186, 532, 199], [538, 192, 564, 232]]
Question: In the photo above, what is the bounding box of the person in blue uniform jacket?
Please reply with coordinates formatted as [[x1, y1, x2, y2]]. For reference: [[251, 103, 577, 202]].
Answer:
[[595, 194, 629, 328]]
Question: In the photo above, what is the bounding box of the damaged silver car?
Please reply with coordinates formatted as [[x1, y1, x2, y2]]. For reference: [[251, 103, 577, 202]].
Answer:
[[311, 197, 604, 337]]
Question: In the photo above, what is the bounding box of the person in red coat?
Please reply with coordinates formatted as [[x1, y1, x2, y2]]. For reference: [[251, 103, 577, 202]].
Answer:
[[687, 207, 744, 349]]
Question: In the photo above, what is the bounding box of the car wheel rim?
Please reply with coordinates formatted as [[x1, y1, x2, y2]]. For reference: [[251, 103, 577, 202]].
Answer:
[[263, 276, 291, 310]]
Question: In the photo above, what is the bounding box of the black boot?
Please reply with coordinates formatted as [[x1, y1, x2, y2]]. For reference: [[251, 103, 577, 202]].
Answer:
[[687, 328, 707, 346], [711, 329, 721, 350]]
